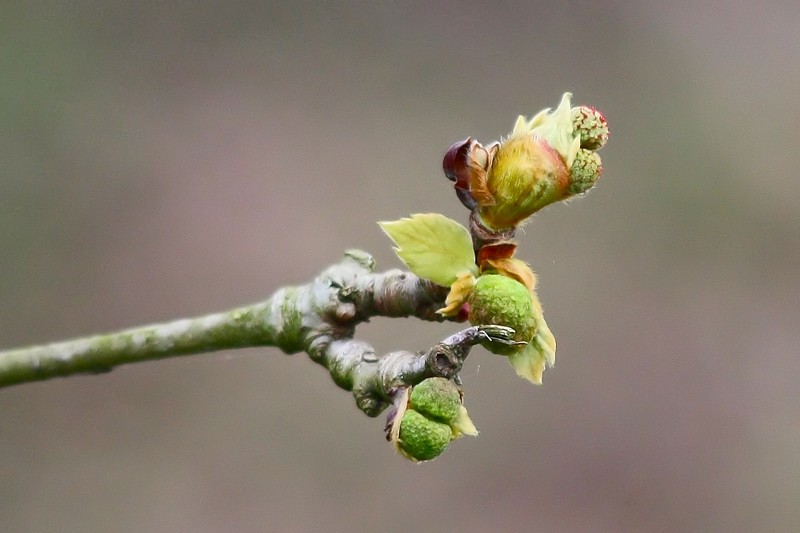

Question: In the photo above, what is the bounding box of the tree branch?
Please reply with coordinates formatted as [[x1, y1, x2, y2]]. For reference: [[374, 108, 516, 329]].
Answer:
[[0, 250, 516, 416]]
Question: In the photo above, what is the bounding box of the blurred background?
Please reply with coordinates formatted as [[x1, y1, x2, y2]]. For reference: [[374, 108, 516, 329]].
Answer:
[[2, 1, 799, 531]]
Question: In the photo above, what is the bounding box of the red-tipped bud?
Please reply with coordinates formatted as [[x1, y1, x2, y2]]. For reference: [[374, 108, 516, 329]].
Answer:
[[571, 106, 609, 150]]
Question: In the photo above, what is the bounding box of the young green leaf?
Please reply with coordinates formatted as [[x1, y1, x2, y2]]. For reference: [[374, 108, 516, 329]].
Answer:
[[379, 213, 478, 286], [451, 405, 479, 438]]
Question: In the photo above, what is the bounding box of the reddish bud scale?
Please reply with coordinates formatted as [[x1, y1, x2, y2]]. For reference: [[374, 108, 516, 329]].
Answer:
[[476, 242, 517, 266], [442, 138, 478, 210]]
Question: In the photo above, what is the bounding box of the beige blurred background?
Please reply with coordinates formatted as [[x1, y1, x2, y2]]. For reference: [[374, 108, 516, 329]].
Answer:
[[2, 1, 799, 531]]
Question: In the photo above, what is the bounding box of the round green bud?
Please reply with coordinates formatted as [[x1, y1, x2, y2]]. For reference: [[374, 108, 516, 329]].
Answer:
[[571, 106, 609, 150], [410, 377, 461, 424], [398, 410, 452, 462], [569, 149, 603, 195], [468, 274, 536, 355]]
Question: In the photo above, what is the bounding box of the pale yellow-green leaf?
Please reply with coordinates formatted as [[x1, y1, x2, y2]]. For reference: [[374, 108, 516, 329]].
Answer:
[[507, 344, 544, 384], [531, 294, 557, 369], [379, 213, 477, 286], [450, 405, 479, 439], [506, 293, 556, 384]]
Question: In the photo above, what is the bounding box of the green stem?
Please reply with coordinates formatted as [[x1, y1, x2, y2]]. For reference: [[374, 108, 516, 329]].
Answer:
[[0, 302, 277, 388]]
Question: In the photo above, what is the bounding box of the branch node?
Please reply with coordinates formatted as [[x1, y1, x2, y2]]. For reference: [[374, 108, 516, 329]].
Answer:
[[426, 345, 461, 379]]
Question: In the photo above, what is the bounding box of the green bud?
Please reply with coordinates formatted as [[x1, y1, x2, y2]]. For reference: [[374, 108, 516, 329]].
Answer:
[[410, 377, 462, 424], [468, 274, 536, 355], [398, 410, 452, 462], [569, 149, 603, 195]]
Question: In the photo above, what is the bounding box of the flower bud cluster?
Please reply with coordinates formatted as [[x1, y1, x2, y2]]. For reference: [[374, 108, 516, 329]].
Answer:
[[442, 93, 609, 230], [393, 378, 477, 462]]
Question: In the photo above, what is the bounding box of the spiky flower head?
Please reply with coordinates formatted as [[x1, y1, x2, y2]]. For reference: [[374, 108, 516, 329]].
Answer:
[[571, 105, 609, 150], [569, 149, 603, 195]]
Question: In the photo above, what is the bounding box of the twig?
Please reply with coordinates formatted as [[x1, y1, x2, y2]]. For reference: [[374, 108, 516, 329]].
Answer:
[[0, 250, 516, 416]]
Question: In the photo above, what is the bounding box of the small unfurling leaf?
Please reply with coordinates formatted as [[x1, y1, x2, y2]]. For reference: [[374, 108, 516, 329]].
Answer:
[[379, 213, 477, 286]]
